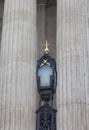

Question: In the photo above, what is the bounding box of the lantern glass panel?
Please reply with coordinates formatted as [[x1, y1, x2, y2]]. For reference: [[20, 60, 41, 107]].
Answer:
[[38, 65, 53, 87]]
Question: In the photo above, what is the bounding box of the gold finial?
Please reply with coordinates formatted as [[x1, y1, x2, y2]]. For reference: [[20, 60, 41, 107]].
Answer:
[[43, 40, 50, 53]]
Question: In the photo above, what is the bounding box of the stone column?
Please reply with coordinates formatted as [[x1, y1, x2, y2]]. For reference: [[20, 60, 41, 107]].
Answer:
[[57, 0, 89, 130], [37, 1, 46, 57], [0, 0, 37, 130], [0, 0, 4, 50]]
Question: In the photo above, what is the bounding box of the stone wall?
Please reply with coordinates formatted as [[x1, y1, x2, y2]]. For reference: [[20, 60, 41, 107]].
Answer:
[[46, 5, 56, 58], [37, 3, 56, 58], [0, 0, 4, 51]]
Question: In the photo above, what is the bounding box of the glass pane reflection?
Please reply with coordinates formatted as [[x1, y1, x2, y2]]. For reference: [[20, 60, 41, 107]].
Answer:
[[38, 66, 53, 87]]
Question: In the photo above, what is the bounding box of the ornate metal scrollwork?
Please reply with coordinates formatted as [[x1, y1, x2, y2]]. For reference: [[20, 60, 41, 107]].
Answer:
[[40, 107, 50, 130], [36, 103, 57, 130]]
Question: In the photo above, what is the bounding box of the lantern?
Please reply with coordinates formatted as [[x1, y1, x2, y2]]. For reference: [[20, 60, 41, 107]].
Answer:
[[36, 53, 57, 100]]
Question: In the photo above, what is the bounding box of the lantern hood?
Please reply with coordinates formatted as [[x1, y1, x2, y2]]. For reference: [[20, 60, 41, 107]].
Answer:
[[37, 53, 56, 69]]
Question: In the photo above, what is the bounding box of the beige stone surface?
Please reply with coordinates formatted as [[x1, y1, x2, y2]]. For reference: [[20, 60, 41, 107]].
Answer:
[[0, 0, 37, 130], [0, 0, 89, 129], [37, 2, 56, 59], [57, 0, 89, 130], [46, 5, 56, 58], [37, 2, 45, 57], [0, 0, 4, 50]]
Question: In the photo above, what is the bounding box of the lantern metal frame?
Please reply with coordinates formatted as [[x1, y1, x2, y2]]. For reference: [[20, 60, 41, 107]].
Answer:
[[36, 53, 57, 101]]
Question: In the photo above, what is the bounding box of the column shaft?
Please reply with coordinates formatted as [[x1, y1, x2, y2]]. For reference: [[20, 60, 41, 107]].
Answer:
[[57, 0, 89, 130], [0, 0, 37, 130]]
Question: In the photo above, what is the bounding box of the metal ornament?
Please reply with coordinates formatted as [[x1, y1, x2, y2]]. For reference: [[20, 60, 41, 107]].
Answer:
[[36, 104, 57, 130]]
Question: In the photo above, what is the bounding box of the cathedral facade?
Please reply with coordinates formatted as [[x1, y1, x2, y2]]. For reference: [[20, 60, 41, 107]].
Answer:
[[0, 0, 89, 129]]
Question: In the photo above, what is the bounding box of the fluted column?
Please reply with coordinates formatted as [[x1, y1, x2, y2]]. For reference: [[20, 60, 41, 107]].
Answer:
[[57, 0, 89, 130], [0, 0, 37, 130]]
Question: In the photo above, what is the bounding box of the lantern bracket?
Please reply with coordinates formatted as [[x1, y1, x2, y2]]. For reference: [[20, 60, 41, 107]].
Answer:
[[36, 103, 57, 130]]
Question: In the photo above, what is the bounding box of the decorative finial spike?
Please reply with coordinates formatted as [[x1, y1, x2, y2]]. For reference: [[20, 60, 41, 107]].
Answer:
[[43, 40, 50, 54]]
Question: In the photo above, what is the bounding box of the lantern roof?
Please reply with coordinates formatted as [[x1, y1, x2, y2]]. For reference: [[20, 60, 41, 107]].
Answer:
[[37, 53, 56, 69], [43, 41, 50, 54]]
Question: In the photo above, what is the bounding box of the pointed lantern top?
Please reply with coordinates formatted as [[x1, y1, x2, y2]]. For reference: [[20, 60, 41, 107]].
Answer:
[[43, 40, 50, 54]]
